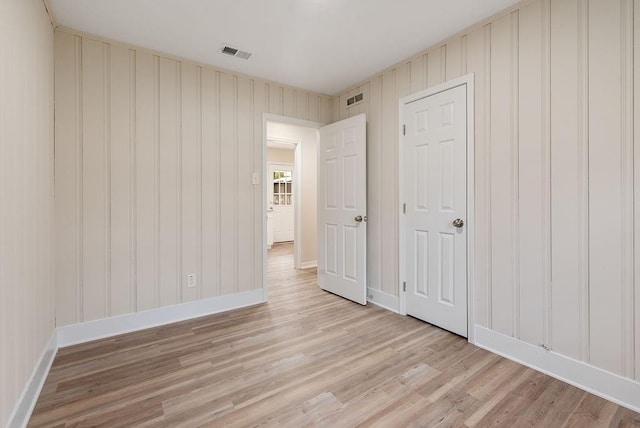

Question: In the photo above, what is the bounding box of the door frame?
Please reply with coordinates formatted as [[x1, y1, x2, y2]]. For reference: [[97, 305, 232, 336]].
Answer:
[[262, 114, 322, 302], [398, 74, 476, 344]]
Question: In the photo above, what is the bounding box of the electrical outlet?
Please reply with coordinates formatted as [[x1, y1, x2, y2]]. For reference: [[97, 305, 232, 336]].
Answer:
[[252, 172, 260, 185], [187, 274, 196, 288]]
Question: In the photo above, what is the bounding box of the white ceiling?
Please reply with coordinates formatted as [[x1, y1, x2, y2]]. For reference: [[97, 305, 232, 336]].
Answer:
[[51, 0, 520, 95]]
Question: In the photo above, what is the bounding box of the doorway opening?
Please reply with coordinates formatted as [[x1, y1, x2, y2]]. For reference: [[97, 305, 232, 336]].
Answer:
[[263, 115, 321, 300]]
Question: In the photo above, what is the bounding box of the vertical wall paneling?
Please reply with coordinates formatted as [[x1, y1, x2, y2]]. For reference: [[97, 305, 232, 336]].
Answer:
[[445, 38, 462, 81], [135, 51, 157, 311], [409, 54, 426, 93], [181, 63, 198, 303], [197, 68, 203, 300], [541, 0, 552, 354], [308, 94, 319, 122], [339, 92, 348, 120], [158, 58, 179, 307], [510, 11, 520, 339], [621, 0, 635, 379], [635, 0, 640, 381], [484, 24, 493, 329], [466, 26, 489, 327], [518, 0, 544, 346], [296, 91, 308, 120], [380, 69, 396, 296], [588, 0, 624, 376], [77, 36, 85, 321], [54, 32, 81, 325], [0, 1, 54, 424], [253, 82, 266, 290], [359, 82, 370, 120], [461, 35, 468, 75], [423, 53, 429, 90], [56, 30, 332, 325], [577, 0, 590, 363], [368, 76, 383, 292], [82, 38, 107, 321], [237, 77, 253, 292], [283, 87, 295, 117], [268, 83, 283, 115], [109, 44, 133, 315], [427, 47, 442, 87], [219, 72, 237, 295], [440, 46, 447, 83], [201, 68, 220, 298], [320, 96, 332, 125], [331, 96, 340, 123], [129, 49, 137, 311], [104, 43, 112, 317], [489, 14, 515, 337]]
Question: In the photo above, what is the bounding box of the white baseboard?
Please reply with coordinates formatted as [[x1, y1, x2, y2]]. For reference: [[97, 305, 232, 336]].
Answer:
[[367, 288, 399, 313], [300, 260, 317, 269], [57, 289, 265, 347], [7, 331, 58, 428], [475, 326, 640, 413]]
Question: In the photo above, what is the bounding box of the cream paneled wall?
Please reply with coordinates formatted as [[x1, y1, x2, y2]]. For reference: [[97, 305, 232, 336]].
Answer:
[[54, 28, 332, 326], [0, 0, 54, 425], [335, 0, 640, 381]]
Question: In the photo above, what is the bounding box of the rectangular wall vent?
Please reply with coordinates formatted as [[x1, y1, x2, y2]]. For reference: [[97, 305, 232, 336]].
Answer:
[[347, 93, 364, 107]]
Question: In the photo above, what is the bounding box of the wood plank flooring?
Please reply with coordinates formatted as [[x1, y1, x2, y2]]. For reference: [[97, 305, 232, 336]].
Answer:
[[30, 243, 640, 427]]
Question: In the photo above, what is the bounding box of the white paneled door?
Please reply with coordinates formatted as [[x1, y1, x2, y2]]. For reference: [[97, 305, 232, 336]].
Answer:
[[318, 114, 367, 305], [268, 163, 295, 243], [403, 85, 468, 337]]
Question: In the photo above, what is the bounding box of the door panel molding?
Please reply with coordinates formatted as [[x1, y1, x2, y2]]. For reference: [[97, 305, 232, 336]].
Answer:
[[399, 74, 475, 343]]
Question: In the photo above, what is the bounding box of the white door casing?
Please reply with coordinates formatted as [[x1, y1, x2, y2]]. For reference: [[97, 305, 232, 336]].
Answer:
[[268, 162, 295, 243], [402, 84, 468, 337], [318, 113, 367, 305]]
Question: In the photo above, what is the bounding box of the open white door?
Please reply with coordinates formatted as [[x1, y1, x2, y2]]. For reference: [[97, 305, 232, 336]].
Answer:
[[403, 84, 468, 337], [318, 113, 367, 305]]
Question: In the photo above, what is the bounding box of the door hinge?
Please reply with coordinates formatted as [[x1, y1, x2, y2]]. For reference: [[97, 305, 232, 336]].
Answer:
[[403, 203, 406, 214], [403, 281, 406, 292], [403, 124, 406, 135]]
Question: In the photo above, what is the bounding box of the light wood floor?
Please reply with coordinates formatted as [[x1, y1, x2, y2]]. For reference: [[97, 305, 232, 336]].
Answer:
[[30, 242, 640, 427]]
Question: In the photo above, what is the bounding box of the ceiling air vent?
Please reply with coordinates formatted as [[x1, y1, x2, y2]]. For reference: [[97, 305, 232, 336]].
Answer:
[[220, 44, 252, 60], [221, 46, 238, 56]]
